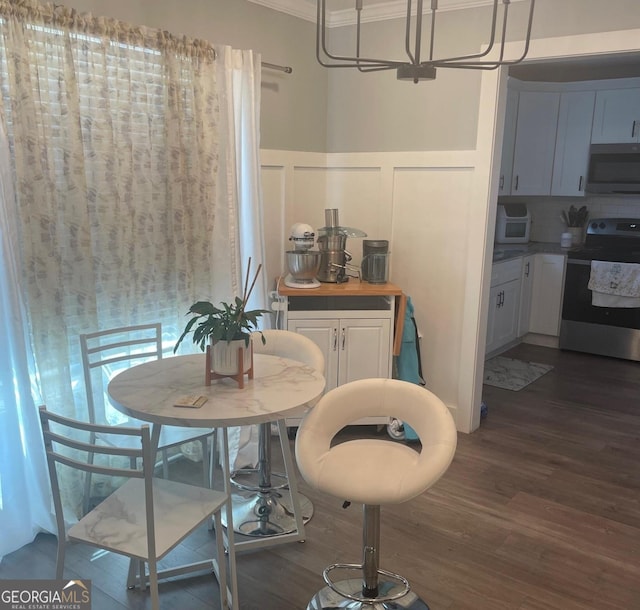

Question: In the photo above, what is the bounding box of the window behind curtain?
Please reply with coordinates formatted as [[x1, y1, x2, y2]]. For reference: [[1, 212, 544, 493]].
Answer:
[[0, 9, 222, 422]]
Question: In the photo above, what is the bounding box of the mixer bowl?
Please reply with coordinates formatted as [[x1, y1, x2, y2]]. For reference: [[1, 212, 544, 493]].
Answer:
[[286, 250, 321, 282]]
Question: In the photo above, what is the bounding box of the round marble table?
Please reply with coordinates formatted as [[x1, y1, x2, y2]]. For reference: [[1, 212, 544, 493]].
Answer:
[[108, 353, 325, 551]]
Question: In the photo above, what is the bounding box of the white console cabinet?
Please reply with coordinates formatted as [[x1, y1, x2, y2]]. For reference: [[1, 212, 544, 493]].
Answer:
[[278, 280, 402, 427], [287, 317, 391, 393]]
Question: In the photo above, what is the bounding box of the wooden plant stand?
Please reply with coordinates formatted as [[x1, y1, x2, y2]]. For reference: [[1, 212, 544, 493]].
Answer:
[[205, 342, 254, 389]]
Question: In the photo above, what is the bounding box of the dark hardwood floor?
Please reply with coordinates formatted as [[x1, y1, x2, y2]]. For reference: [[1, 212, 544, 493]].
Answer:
[[2, 343, 639, 609]]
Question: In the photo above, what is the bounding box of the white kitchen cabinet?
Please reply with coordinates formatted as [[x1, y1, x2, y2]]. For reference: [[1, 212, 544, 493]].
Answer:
[[529, 254, 567, 336], [510, 91, 560, 196], [518, 254, 535, 337], [287, 317, 391, 392], [551, 90, 596, 196], [499, 87, 519, 195], [486, 258, 522, 355], [591, 87, 640, 143]]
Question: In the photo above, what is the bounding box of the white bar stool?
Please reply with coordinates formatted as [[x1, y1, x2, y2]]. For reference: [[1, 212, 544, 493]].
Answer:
[[227, 329, 325, 537], [295, 378, 457, 609]]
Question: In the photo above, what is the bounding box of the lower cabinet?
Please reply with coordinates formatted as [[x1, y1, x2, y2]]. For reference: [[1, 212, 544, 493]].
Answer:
[[287, 317, 391, 393], [487, 252, 567, 355], [529, 253, 567, 336], [286, 314, 392, 427], [486, 258, 522, 355], [518, 255, 535, 337]]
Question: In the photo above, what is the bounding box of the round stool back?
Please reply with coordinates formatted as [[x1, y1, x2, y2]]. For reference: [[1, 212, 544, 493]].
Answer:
[[295, 378, 457, 506]]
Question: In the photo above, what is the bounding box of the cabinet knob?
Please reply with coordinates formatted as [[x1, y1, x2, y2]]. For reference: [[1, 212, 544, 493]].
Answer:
[[514, 175, 519, 191], [578, 175, 583, 192], [341, 327, 346, 350], [333, 328, 338, 351], [632, 120, 637, 139]]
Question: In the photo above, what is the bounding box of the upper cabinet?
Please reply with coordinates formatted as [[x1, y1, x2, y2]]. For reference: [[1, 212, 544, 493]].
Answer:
[[551, 90, 596, 196], [500, 78, 640, 197], [591, 88, 640, 143], [510, 91, 560, 196], [499, 88, 519, 195]]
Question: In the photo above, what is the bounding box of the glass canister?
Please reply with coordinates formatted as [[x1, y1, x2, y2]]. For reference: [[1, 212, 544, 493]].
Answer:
[[362, 240, 389, 283]]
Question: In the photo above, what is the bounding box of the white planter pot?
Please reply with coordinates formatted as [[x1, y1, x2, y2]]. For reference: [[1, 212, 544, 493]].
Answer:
[[210, 338, 252, 376]]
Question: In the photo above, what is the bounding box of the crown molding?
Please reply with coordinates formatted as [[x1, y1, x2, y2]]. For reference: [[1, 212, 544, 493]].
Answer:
[[248, 0, 527, 27], [248, 0, 317, 23]]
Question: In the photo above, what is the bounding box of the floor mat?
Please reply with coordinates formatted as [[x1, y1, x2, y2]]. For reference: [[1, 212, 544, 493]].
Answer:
[[483, 356, 553, 391]]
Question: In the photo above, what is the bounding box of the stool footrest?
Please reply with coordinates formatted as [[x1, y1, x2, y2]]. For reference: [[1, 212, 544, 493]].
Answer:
[[230, 468, 289, 492], [323, 563, 410, 604]]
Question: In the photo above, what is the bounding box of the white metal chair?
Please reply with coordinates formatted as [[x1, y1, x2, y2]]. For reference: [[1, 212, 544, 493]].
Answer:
[[228, 329, 325, 539], [80, 323, 215, 506], [39, 406, 237, 610], [295, 378, 457, 610]]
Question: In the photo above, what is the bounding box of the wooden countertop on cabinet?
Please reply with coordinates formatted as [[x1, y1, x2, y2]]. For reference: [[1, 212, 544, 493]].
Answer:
[[277, 278, 403, 297]]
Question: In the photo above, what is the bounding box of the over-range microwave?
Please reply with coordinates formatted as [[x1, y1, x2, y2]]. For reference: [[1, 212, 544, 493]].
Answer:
[[586, 143, 640, 194]]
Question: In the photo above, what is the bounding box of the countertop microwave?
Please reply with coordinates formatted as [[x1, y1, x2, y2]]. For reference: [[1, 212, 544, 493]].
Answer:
[[586, 143, 640, 194], [495, 203, 530, 244]]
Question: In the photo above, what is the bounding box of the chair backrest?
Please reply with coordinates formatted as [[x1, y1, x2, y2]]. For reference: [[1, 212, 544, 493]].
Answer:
[[38, 406, 155, 553], [80, 323, 162, 425], [252, 329, 325, 375]]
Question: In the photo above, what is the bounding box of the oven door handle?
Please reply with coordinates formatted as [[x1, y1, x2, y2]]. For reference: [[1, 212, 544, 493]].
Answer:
[[567, 258, 592, 266]]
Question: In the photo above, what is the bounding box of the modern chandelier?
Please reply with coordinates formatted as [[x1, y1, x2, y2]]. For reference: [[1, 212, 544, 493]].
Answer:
[[316, 0, 536, 83]]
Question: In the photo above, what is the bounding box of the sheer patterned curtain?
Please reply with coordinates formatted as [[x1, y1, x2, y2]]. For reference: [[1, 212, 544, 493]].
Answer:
[[0, 0, 264, 559]]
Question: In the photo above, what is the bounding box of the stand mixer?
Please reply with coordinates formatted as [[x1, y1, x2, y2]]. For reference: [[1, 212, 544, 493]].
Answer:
[[283, 223, 321, 289]]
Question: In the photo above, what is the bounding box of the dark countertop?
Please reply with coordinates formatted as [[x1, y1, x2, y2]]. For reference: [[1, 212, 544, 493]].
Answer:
[[493, 241, 571, 263]]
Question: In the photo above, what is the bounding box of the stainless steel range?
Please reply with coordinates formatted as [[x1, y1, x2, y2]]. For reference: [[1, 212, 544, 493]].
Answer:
[[560, 217, 640, 361]]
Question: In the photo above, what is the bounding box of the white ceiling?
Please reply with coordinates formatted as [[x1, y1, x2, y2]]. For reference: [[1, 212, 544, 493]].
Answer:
[[248, 0, 508, 26]]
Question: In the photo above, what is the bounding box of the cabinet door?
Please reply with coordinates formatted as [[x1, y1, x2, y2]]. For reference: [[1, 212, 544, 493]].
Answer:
[[499, 88, 519, 195], [485, 284, 501, 354], [518, 255, 535, 337], [338, 318, 391, 386], [529, 254, 567, 336], [551, 90, 595, 196], [591, 88, 640, 143], [494, 279, 521, 349], [287, 318, 340, 391], [511, 91, 560, 195]]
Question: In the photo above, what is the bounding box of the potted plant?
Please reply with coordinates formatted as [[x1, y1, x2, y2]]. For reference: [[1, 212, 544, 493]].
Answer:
[[561, 205, 588, 245], [174, 259, 268, 379]]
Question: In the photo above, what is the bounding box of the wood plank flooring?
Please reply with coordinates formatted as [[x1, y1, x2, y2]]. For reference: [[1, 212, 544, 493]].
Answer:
[[1, 343, 639, 609]]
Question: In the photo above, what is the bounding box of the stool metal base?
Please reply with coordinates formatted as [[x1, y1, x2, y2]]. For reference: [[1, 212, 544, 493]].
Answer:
[[223, 489, 314, 537], [307, 579, 429, 610]]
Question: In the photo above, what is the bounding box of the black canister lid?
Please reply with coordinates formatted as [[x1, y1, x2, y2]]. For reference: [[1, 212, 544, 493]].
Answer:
[[363, 239, 389, 251]]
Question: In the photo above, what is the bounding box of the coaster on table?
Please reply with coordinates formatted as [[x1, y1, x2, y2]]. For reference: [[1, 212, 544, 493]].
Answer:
[[174, 395, 208, 408]]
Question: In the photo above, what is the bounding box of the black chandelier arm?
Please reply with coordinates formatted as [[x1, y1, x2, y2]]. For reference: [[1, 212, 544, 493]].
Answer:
[[405, 0, 416, 65], [317, 0, 419, 68], [431, 0, 535, 70], [315, 0, 535, 80]]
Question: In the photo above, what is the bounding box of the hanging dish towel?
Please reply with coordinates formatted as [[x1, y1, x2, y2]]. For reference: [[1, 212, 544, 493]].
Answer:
[[588, 260, 640, 307]]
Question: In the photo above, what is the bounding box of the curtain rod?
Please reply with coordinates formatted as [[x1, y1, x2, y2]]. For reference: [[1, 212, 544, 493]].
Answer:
[[262, 61, 293, 74]]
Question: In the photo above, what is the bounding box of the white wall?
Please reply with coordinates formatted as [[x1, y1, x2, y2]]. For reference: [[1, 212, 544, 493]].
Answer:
[[260, 149, 484, 430]]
